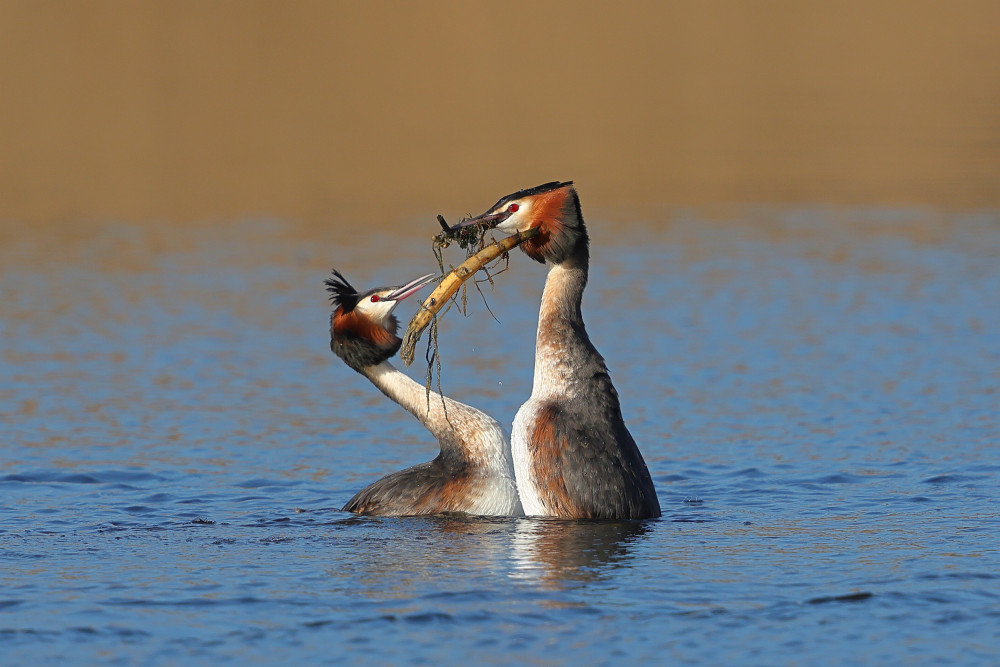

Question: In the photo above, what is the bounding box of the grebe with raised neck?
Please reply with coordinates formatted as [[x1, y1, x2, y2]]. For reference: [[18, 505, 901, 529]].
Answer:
[[327, 270, 522, 517], [458, 182, 660, 519]]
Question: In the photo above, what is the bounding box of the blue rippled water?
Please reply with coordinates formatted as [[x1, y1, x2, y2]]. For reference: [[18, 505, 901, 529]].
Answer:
[[1, 209, 998, 664]]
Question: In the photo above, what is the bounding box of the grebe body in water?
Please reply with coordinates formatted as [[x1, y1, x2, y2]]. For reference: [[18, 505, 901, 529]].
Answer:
[[460, 182, 660, 519], [327, 270, 522, 517]]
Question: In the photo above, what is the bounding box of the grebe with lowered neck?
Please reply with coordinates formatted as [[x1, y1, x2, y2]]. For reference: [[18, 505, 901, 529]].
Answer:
[[459, 182, 660, 519], [327, 270, 522, 517]]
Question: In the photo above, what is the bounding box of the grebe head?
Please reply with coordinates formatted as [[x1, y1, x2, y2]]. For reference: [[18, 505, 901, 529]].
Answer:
[[326, 270, 436, 370], [459, 181, 587, 264]]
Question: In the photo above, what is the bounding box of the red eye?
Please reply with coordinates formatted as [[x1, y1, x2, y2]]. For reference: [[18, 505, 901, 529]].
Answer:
[[509, 203, 519, 212], [370, 295, 380, 302]]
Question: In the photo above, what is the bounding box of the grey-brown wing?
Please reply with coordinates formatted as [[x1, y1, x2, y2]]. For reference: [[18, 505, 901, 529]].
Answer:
[[342, 454, 473, 516]]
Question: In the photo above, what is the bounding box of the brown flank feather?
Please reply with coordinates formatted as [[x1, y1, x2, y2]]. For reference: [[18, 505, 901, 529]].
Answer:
[[414, 473, 476, 513], [528, 403, 586, 518]]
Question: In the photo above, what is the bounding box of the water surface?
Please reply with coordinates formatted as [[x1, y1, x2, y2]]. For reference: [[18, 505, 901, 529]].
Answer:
[[1, 209, 999, 664]]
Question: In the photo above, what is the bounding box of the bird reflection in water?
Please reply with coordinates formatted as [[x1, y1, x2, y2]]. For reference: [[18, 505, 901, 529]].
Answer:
[[509, 518, 651, 588], [335, 516, 652, 599]]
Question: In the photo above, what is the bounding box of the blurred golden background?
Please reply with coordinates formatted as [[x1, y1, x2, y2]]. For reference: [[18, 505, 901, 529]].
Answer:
[[2, 0, 999, 233]]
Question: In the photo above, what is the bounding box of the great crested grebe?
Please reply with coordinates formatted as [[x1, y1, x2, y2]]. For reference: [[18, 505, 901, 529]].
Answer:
[[459, 181, 661, 519], [326, 270, 522, 517]]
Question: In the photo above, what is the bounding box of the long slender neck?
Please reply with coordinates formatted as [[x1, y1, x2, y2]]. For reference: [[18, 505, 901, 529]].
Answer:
[[361, 360, 509, 468], [362, 361, 463, 442], [532, 246, 598, 396]]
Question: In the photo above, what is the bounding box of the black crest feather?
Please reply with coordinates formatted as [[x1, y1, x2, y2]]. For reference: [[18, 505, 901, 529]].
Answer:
[[325, 269, 359, 312]]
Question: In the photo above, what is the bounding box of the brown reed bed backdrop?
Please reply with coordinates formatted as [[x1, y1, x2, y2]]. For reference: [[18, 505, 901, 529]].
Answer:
[[2, 0, 999, 236]]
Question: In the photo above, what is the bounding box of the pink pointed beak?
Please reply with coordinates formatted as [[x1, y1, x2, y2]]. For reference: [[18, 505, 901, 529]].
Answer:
[[385, 274, 436, 301]]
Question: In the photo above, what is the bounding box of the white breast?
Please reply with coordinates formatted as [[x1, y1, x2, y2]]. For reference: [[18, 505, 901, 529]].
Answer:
[[510, 399, 547, 516], [453, 411, 524, 517], [465, 476, 523, 516]]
